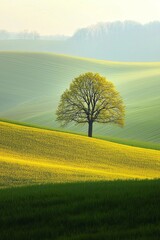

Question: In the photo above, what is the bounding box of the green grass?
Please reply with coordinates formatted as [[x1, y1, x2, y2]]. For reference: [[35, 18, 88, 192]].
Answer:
[[0, 180, 160, 240], [0, 52, 160, 143], [94, 135, 160, 150], [1, 120, 160, 239]]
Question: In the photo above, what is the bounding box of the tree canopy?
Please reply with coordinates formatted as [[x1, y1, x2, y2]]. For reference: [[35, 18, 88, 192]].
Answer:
[[56, 72, 125, 137]]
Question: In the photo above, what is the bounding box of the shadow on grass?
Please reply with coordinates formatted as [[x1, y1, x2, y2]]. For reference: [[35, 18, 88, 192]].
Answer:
[[0, 180, 160, 240]]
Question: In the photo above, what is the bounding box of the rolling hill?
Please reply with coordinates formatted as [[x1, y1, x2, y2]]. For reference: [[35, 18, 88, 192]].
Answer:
[[0, 121, 160, 188], [0, 52, 160, 143]]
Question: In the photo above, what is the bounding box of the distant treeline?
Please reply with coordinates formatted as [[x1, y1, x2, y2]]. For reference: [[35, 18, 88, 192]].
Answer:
[[0, 30, 68, 40]]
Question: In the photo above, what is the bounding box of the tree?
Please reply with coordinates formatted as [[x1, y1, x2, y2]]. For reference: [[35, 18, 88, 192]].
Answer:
[[56, 72, 125, 137]]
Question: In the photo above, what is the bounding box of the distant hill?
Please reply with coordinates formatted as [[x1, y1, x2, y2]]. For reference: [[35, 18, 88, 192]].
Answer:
[[0, 21, 160, 61], [0, 52, 160, 143]]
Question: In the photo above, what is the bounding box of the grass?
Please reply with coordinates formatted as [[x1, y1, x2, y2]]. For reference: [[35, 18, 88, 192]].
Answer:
[[1, 118, 160, 150], [94, 135, 160, 150], [0, 51, 159, 239], [0, 180, 160, 240], [1, 120, 160, 239], [1, 121, 160, 188], [0, 51, 160, 143]]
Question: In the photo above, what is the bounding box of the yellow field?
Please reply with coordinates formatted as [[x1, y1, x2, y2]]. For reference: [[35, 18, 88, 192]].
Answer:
[[0, 121, 160, 187]]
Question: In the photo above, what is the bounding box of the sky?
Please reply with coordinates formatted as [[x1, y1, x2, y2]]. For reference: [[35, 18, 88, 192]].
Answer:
[[0, 0, 160, 36]]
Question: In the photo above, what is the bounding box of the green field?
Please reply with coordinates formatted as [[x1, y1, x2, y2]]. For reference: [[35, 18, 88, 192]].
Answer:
[[0, 52, 160, 143], [1, 121, 160, 239], [0, 180, 160, 240]]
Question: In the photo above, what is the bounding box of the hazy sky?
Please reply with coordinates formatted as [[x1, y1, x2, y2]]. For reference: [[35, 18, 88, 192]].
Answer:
[[0, 0, 160, 35]]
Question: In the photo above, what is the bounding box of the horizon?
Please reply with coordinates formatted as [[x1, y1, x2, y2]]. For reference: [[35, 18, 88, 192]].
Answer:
[[0, 20, 160, 37], [0, 0, 160, 35]]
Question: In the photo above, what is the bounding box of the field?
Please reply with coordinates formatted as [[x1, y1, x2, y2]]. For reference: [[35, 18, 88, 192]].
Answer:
[[1, 121, 160, 239], [2, 118, 160, 150], [1, 121, 160, 188], [0, 51, 160, 239], [0, 52, 160, 143], [0, 180, 160, 240]]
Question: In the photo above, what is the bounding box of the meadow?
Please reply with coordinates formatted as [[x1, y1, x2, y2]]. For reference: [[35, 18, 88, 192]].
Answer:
[[0, 51, 160, 143], [0, 180, 160, 240], [1, 121, 160, 188], [1, 120, 160, 239], [1, 118, 160, 150], [0, 51, 160, 239]]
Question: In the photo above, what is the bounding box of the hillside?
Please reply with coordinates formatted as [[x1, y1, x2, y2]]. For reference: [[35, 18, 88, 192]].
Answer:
[[0, 121, 160, 188], [0, 52, 160, 143]]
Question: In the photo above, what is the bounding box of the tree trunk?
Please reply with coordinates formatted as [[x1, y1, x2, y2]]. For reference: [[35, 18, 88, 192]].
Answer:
[[88, 121, 93, 137]]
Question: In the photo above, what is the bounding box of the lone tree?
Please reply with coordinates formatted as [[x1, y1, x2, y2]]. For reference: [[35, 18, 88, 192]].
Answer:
[[56, 72, 125, 137]]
